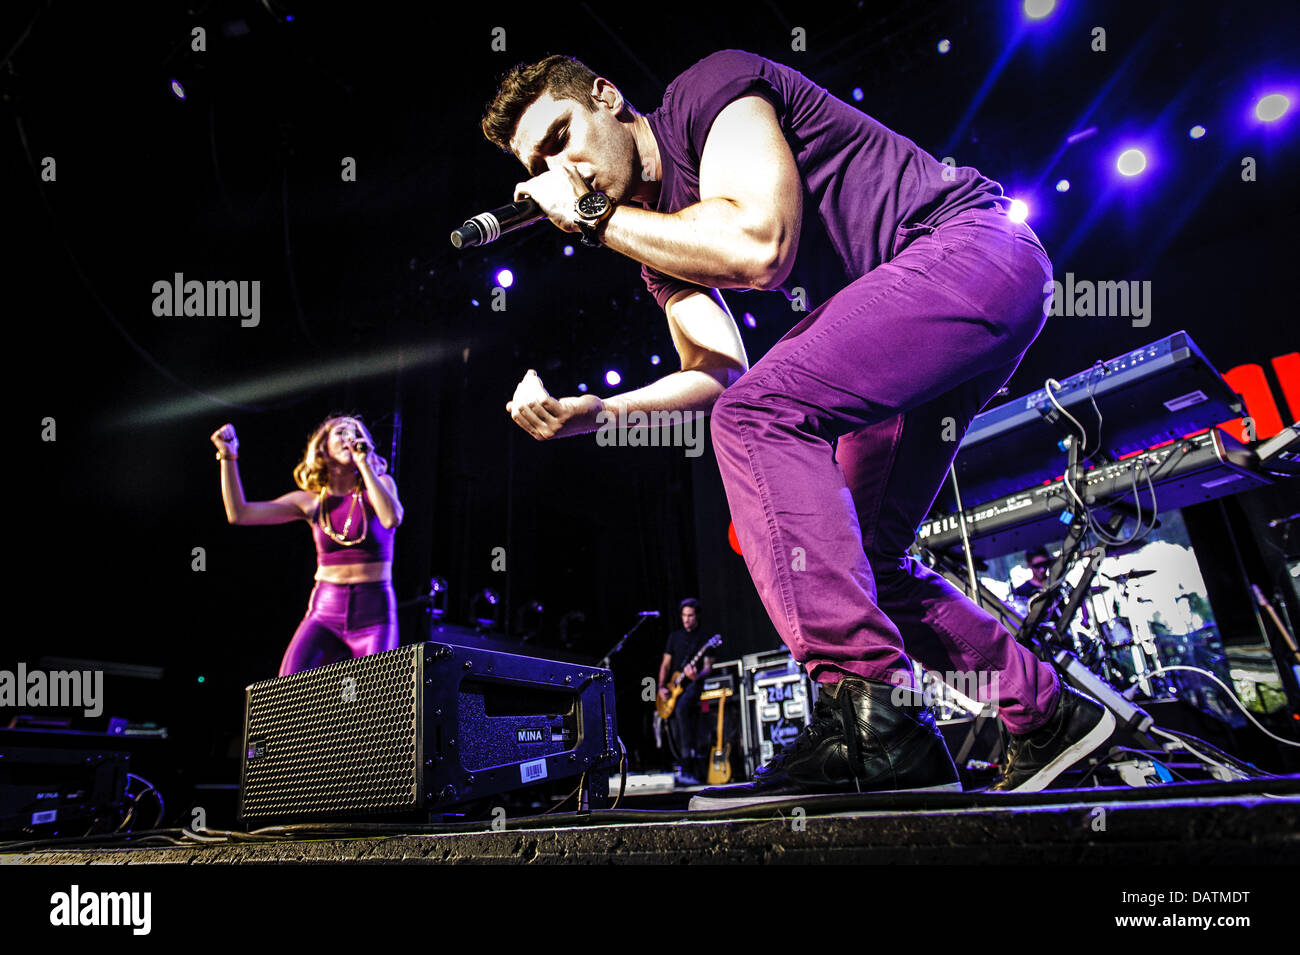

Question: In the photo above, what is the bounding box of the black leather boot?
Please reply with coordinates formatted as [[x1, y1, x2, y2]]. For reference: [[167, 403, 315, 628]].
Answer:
[[690, 677, 962, 809], [986, 683, 1115, 792]]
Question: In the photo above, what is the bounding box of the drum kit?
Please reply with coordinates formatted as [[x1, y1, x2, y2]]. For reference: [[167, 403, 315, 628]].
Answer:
[[1011, 565, 1186, 700]]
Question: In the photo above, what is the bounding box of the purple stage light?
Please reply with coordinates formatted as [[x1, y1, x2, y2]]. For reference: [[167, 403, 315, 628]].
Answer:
[[1007, 199, 1029, 223], [650, 354, 661, 366], [495, 268, 514, 289], [1023, 0, 1055, 20], [577, 383, 588, 393], [1055, 179, 1070, 192], [605, 370, 622, 387], [937, 39, 951, 54], [1188, 125, 1207, 139], [1116, 148, 1147, 177], [170, 79, 186, 100], [563, 245, 575, 257], [1255, 93, 1290, 123], [470, 298, 480, 307], [743, 312, 757, 328], [851, 88, 864, 102]]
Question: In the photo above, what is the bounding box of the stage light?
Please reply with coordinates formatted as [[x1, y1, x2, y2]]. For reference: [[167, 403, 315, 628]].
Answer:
[[471, 298, 480, 307], [563, 245, 574, 257], [1007, 198, 1029, 223], [1116, 148, 1147, 176], [1255, 93, 1290, 122], [605, 369, 622, 387], [170, 79, 186, 100], [937, 39, 951, 54], [1188, 124, 1207, 139], [1023, 0, 1055, 20], [851, 87, 864, 102], [744, 312, 757, 328], [197, 676, 206, 684], [495, 268, 514, 288], [650, 354, 661, 366], [1055, 179, 1070, 192], [578, 382, 588, 393]]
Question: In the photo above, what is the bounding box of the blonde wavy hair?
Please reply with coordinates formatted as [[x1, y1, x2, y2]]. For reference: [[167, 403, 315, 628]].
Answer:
[[292, 415, 388, 494]]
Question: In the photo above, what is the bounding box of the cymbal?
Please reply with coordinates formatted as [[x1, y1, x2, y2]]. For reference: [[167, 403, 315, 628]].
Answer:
[[1112, 569, 1157, 582]]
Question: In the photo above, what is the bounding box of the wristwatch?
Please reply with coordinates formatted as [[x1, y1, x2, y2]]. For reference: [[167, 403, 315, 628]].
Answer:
[[575, 190, 615, 247]]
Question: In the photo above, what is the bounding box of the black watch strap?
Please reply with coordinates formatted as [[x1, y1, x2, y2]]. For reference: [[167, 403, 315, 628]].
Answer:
[[579, 220, 603, 247]]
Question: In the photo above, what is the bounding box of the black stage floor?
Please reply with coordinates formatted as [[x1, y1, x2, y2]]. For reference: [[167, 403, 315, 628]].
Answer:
[[4, 776, 1297, 865]]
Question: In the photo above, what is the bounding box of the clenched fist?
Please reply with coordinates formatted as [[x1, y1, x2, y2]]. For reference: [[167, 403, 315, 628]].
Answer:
[[506, 369, 604, 441], [210, 423, 239, 456]]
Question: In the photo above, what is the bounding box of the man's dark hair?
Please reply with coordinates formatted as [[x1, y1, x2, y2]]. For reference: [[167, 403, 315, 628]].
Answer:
[[679, 598, 700, 612], [481, 55, 604, 153], [1026, 547, 1052, 566]]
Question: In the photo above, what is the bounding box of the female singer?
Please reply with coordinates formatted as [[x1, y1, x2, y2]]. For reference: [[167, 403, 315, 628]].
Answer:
[[211, 416, 404, 675]]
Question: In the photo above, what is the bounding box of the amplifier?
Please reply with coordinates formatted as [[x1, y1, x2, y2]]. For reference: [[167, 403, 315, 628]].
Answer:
[[239, 642, 620, 822], [739, 650, 813, 779], [0, 743, 130, 836]]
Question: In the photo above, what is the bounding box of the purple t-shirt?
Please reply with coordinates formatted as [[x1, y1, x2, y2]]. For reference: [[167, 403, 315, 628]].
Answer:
[[640, 49, 1004, 311]]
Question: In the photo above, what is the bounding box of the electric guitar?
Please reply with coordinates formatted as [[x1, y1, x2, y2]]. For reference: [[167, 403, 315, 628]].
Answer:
[[704, 687, 734, 785], [656, 634, 722, 719]]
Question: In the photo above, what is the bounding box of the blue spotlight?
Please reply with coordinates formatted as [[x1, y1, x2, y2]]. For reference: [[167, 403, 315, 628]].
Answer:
[[1116, 148, 1147, 177], [495, 268, 514, 289], [471, 298, 480, 307], [605, 369, 621, 387], [170, 79, 186, 100], [650, 354, 661, 366], [563, 245, 575, 257], [1023, 0, 1056, 19], [1007, 199, 1030, 223], [1255, 93, 1290, 122], [937, 39, 951, 54], [1055, 179, 1070, 192], [577, 382, 588, 393], [1188, 124, 1207, 139], [851, 88, 864, 102], [743, 312, 757, 328]]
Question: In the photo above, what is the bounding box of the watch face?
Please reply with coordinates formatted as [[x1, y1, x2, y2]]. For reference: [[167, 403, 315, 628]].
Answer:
[[576, 192, 610, 218]]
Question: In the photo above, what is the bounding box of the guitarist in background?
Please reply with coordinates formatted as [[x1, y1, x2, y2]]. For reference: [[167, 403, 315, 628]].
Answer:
[[658, 598, 716, 784]]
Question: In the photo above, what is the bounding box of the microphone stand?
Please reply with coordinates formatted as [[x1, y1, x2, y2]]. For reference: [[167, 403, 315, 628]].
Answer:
[[598, 614, 656, 669]]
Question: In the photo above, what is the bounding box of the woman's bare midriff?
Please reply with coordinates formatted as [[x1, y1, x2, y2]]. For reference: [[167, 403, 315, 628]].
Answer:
[[315, 561, 392, 584]]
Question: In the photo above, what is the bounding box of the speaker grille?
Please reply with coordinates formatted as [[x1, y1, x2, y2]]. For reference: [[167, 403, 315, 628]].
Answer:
[[241, 646, 421, 818]]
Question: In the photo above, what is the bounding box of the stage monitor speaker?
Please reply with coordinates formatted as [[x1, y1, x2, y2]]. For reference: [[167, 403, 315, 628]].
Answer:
[[239, 642, 620, 822]]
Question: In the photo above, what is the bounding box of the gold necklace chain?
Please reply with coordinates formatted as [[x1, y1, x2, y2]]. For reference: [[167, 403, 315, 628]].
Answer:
[[317, 487, 368, 546]]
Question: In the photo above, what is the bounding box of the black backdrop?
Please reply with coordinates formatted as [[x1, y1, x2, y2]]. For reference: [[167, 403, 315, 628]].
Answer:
[[7, 1, 1298, 780]]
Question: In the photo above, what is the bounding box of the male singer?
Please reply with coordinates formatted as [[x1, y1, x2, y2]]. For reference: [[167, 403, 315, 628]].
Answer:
[[481, 50, 1114, 806]]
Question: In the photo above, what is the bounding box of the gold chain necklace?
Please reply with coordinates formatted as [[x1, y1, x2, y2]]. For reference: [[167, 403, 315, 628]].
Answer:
[[317, 487, 368, 546]]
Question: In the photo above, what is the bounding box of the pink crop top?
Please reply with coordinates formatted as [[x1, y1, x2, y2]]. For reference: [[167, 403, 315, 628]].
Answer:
[[311, 489, 395, 565]]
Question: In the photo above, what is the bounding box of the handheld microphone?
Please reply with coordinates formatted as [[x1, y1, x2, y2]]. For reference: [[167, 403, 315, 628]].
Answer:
[[450, 198, 544, 248], [638, 610, 661, 617]]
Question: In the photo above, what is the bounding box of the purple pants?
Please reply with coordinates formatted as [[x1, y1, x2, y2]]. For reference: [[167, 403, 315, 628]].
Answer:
[[710, 204, 1060, 734], [279, 580, 399, 676]]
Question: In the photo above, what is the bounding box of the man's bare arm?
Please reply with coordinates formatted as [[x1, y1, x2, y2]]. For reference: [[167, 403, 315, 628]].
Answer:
[[601, 288, 748, 421], [601, 95, 802, 291], [506, 287, 747, 439]]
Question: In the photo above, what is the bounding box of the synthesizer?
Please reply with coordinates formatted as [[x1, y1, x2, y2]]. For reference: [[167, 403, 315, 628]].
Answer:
[[917, 428, 1270, 558], [943, 331, 1244, 508]]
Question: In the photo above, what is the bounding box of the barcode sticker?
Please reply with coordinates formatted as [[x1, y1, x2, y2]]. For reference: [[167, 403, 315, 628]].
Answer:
[[1163, 390, 1208, 412], [520, 758, 547, 783]]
